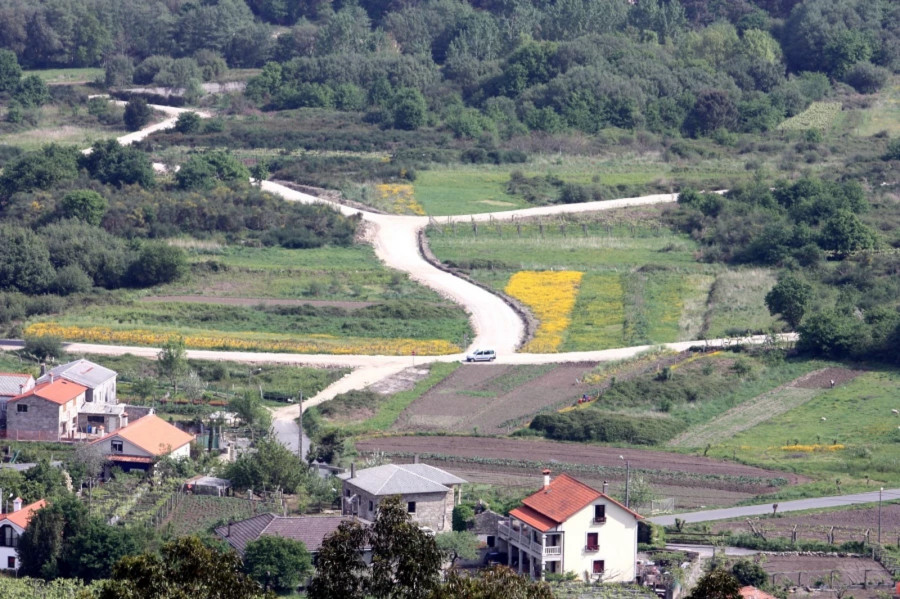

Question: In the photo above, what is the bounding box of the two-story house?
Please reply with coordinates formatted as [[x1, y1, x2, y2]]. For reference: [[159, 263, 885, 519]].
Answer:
[[90, 414, 194, 471], [6, 378, 87, 441], [0, 497, 46, 571], [0, 373, 34, 429], [497, 471, 641, 582], [38, 359, 118, 404], [339, 463, 465, 532]]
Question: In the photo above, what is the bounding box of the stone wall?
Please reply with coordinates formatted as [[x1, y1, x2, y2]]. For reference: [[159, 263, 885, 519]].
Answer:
[[344, 484, 456, 532]]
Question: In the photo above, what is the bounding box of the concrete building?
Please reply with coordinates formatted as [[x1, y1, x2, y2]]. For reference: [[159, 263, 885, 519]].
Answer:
[[39, 359, 117, 404], [90, 414, 194, 470], [6, 378, 87, 441], [497, 471, 641, 582], [0, 497, 47, 571], [0, 373, 34, 428], [339, 463, 465, 532]]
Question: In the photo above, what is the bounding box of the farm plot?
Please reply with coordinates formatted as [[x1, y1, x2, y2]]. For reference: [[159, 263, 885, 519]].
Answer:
[[711, 502, 900, 547], [160, 495, 262, 538], [760, 555, 892, 589], [355, 436, 804, 494], [393, 362, 598, 434], [668, 369, 864, 449]]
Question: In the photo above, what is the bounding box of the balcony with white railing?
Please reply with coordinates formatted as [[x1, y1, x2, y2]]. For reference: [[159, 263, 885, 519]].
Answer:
[[498, 521, 562, 557]]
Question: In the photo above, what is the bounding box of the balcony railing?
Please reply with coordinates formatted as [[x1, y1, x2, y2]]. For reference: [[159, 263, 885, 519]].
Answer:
[[498, 522, 562, 557], [593, 517, 607, 524], [585, 545, 599, 552]]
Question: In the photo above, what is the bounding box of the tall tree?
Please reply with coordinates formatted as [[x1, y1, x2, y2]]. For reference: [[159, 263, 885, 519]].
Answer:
[[687, 568, 742, 599], [243, 536, 313, 592], [0, 48, 21, 91], [765, 273, 812, 329], [307, 521, 370, 599], [156, 336, 189, 394], [435, 566, 555, 599]]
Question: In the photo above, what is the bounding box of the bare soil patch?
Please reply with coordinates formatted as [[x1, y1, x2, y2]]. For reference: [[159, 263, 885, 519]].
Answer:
[[355, 436, 805, 494], [369, 366, 431, 395], [712, 503, 900, 545], [793, 367, 866, 389], [394, 362, 597, 433], [760, 555, 892, 588], [141, 295, 377, 310]]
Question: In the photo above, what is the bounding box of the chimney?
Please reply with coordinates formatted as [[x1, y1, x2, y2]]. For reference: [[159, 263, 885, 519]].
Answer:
[[350, 462, 356, 479], [49, 373, 54, 383], [40, 363, 46, 376], [12, 497, 22, 512], [603, 481, 609, 495], [542, 469, 551, 489], [19, 384, 24, 394]]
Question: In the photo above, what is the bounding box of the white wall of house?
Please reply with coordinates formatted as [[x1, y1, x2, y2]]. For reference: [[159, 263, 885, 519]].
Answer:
[[559, 500, 637, 582], [97, 435, 190, 459], [0, 522, 25, 570], [86, 378, 117, 404]]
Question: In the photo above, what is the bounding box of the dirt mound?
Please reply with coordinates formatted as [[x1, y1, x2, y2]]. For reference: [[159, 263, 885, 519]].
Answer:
[[793, 367, 865, 389]]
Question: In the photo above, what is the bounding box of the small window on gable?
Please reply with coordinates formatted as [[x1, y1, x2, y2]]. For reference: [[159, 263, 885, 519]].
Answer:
[[111, 440, 123, 453], [594, 504, 606, 522], [407, 501, 416, 514], [369, 500, 374, 512], [16, 404, 27, 413]]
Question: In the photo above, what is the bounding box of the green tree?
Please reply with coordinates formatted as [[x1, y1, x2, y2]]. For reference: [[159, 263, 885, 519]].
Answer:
[[819, 210, 877, 255], [0, 225, 55, 294], [225, 437, 304, 493], [123, 97, 152, 131], [0, 144, 80, 197], [128, 243, 187, 287], [175, 111, 202, 133], [0, 48, 22, 92], [435, 531, 479, 568], [886, 138, 900, 161], [14, 74, 49, 107], [451, 504, 474, 532], [97, 536, 273, 599], [307, 520, 370, 599], [765, 273, 812, 329], [176, 150, 250, 190], [104, 55, 135, 87], [19, 495, 89, 579], [23, 335, 63, 361], [686, 568, 742, 599], [797, 310, 867, 359], [228, 392, 271, 438], [60, 190, 108, 226], [731, 560, 768, 588], [80, 139, 155, 188], [685, 89, 738, 136], [435, 566, 555, 599], [156, 337, 189, 394], [392, 88, 427, 131], [243, 536, 313, 592]]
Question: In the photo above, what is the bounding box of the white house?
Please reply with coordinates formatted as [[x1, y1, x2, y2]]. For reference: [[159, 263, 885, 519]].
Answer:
[[0, 373, 35, 428], [89, 414, 194, 470], [38, 359, 118, 404], [0, 497, 46, 571], [497, 471, 641, 582]]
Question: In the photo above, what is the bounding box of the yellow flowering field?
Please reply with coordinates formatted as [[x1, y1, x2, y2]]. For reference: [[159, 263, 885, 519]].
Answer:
[[559, 273, 625, 351], [505, 270, 583, 353], [780, 443, 845, 453], [25, 322, 458, 356], [376, 183, 426, 215]]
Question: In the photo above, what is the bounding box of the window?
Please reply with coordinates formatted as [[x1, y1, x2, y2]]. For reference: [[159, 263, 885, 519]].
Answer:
[[592, 560, 605, 575], [111, 440, 123, 453], [88, 415, 105, 424], [594, 504, 606, 522], [1, 525, 15, 548], [16, 404, 27, 413], [345, 489, 350, 497], [486, 535, 495, 548], [407, 501, 416, 514], [586, 532, 599, 551], [369, 500, 374, 512], [6, 556, 14, 569]]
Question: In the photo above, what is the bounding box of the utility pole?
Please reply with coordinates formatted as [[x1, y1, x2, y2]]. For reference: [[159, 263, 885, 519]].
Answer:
[[297, 390, 303, 461], [878, 487, 883, 544], [620, 455, 630, 508]]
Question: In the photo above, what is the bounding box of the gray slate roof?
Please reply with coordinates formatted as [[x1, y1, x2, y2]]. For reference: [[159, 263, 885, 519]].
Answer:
[[0, 374, 33, 397], [215, 514, 360, 556], [338, 463, 466, 496], [40, 359, 116, 388]]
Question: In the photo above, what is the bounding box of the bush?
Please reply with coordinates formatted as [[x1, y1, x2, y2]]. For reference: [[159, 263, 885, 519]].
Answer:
[[884, 139, 900, 161], [60, 191, 108, 226], [843, 62, 889, 94], [51, 264, 93, 295], [24, 335, 64, 360], [123, 98, 152, 131], [452, 505, 474, 532], [174, 111, 202, 134], [127, 244, 187, 287]]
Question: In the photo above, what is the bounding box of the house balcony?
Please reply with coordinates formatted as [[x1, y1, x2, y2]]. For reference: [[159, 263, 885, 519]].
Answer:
[[498, 521, 562, 557]]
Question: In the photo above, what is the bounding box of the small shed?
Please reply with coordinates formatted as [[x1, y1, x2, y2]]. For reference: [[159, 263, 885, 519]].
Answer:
[[183, 475, 232, 497]]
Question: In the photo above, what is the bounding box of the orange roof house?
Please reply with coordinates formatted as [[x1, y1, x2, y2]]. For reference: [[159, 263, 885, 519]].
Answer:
[[0, 498, 47, 571], [9, 379, 87, 405], [6, 378, 88, 441], [499, 472, 642, 583], [90, 414, 194, 466]]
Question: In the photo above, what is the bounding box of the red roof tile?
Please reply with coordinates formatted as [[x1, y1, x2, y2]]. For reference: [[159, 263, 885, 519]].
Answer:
[[90, 414, 194, 456], [10, 379, 86, 405], [519, 473, 642, 525], [509, 505, 558, 532], [0, 499, 46, 529]]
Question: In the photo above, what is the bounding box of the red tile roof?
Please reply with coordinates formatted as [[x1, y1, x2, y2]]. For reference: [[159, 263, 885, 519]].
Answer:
[[516, 473, 642, 528], [509, 505, 558, 532], [0, 499, 46, 529], [90, 414, 194, 456], [10, 379, 86, 405], [740, 587, 777, 599]]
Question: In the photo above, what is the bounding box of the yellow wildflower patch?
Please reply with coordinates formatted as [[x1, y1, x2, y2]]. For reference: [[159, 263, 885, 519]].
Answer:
[[780, 444, 845, 452], [506, 270, 583, 353], [376, 183, 425, 215], [25, 322, 458, 356]]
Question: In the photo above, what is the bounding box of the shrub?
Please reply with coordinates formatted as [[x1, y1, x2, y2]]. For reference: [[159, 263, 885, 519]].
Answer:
[[843, 62, 889, 94], [127, 244, 187, 287], [60, 191, 108, 226], [452, 505, 474, 532], [51, 264, 93, 295], [175, 111, 202, 134], [123, 98, 152, 131], [24, 335, 63, 360]]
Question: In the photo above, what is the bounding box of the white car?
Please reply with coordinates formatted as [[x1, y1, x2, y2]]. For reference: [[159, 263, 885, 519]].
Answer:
[[465, 349, 496, 362]]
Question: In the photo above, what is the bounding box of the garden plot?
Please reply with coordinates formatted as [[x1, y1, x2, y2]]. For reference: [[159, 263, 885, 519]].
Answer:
[[393, 362, 596, 434], [666, 366, 864, 449], [161, 495, 261, 538], [711, 502, 900, 546], [761, 555, 892, 589]]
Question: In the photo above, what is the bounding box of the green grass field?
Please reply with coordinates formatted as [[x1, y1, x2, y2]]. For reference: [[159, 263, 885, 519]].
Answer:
[[855, 78, 900, 136], [22, 67, 103, 84], [427, 216, 770, 350]]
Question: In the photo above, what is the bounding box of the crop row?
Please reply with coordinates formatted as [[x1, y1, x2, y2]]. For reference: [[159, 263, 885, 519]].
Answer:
[[505, 270, 583, 352], [25, 322, 459, 355]]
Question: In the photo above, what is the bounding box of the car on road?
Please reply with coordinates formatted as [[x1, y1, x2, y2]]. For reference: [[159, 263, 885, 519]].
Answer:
[[465, 349, 496, 362]]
